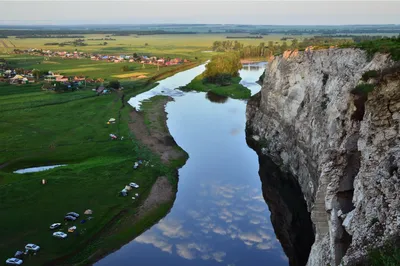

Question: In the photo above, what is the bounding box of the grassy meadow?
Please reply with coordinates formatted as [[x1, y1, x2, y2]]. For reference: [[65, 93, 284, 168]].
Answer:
[[1, 33, 308, 53], [0, 79, 185, 265]]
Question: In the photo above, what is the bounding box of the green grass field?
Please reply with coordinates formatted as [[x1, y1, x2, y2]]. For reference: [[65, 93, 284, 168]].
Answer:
[[0, 80, 185, 265]]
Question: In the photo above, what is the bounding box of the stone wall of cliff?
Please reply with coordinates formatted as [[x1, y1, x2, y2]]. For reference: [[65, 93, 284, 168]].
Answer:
[[246, 48, 400, 265]]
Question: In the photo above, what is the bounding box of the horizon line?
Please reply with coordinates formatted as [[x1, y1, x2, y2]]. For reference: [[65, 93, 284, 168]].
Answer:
[[0, 23, 400, 27]]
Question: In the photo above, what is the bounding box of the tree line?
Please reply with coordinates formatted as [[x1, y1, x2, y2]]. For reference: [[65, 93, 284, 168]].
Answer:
[[212, 37, 353, 58]]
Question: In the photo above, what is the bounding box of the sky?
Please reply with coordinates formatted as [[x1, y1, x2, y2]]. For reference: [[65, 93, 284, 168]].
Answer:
[[1, 1, 400, 25]]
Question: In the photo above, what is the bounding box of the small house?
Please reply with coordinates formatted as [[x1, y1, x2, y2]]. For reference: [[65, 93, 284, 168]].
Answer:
[[56, 75, 69, 82]]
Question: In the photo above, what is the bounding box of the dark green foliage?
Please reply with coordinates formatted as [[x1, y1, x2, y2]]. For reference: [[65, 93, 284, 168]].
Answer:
[[368, 242, 400, 266], [342, 35, 400, 61], [351, 84, 375, 95], [181, 74, 251, 99], [362, 70, 379, 81], [203, 73, 233, 86], [53, 82, 79, 92], [203, 52, 242, 81], [108, 80, 120, 89]]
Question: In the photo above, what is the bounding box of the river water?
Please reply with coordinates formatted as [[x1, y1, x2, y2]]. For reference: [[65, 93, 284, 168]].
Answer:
[[96, 62, 288, 266]]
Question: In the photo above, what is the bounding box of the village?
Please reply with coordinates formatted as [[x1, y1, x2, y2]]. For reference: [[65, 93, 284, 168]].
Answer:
[[0, 48, 191, 85], [13, 48, 190, 65]]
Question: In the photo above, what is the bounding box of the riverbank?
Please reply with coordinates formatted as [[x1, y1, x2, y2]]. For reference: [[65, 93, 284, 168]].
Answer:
[[0, 68, 190, 265], [179, 74, 251, 99], [54, 96, 187, 266]]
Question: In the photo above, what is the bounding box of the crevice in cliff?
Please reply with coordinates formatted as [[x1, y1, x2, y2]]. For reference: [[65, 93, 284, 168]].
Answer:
[[351, 94, 367, 121], [322, 73, 329, 87], [335, 230, 353, 266]]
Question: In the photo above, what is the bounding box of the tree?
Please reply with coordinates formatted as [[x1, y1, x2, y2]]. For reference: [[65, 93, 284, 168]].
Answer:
[[32, 69, 40, 80], [108, 80, 120, 89], [121, 65, 129, 72], [203, 52, 242, 84], [103, 42, 108, 46], [281, 41, 288, 51], [144, 43, 149, 46], [291, 39, 299, 49]]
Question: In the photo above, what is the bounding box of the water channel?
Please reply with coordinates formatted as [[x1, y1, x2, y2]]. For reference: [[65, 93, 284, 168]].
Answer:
[[96, 62, 289, 266]]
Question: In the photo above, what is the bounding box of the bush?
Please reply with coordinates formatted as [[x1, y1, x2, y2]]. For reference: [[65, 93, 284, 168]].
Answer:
[[362, 70, 379, 81], [108, 80, 120, 89], [368, 242, 400, 266], [351, 83, 375, 95], [203, 73, 233, 86]]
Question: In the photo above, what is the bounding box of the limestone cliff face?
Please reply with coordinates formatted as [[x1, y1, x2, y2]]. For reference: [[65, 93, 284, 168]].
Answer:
[[246, 48, 400, 265]]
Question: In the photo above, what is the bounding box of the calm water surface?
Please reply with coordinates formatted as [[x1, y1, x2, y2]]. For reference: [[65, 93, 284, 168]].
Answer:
[[96, 62, 288, 266]]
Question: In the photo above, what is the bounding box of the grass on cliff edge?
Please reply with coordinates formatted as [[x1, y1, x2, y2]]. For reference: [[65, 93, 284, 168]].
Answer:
[[180, 74, 251, 99], [340, 35, 400, 61], [0, 79, 185, 265]]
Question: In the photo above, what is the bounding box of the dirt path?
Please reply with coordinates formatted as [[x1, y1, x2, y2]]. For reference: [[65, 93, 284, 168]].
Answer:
[[128, 96, 186, 164], [1, 40, 9, 48]]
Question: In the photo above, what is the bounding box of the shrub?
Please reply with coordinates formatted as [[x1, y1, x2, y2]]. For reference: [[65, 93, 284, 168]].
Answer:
[[368, 242, 400, 266], [351, 84, 375, 95], [362, 70, 379, 81]]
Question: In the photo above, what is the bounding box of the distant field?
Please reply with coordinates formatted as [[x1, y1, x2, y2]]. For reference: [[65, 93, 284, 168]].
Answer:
[[4, 33, 307, 54]]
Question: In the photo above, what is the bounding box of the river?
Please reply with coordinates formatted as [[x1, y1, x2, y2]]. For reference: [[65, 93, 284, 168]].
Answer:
[[96, 62, 288, 266]]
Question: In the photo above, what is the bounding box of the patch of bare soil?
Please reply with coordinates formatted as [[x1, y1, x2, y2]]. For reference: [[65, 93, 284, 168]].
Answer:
[[136, 176, 173, 218], [128, 96, 185, 164]]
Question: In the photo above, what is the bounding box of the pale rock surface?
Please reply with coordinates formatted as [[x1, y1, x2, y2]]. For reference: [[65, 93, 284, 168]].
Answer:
[[246, 48, 400, 265]]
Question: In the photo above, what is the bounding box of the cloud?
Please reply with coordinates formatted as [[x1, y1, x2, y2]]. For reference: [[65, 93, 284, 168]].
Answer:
[[231, 209, 247, 216], [213, 227, 227, 235], [239, 232, 263, 243], [135, 233, 173, 254], [249, 218, 261, 225], [176, 244, 196, 260], [258, 230, 272, 240], [157, 219, 190, 239], [212, 251, 226, 263], [247, 204, 266, 213], [257, 242, 274, 250]]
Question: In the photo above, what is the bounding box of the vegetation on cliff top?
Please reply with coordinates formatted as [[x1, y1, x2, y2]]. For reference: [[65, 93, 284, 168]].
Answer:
[[342, 35, 400, 61], [212, 37, 354, 58]]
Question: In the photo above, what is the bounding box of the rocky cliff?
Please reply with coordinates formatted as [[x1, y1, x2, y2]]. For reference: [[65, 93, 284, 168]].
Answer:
[[246, 48, 400, 265]]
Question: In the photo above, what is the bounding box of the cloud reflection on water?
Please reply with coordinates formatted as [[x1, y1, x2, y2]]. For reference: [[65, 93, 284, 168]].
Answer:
[[132, 180, 285, 264]]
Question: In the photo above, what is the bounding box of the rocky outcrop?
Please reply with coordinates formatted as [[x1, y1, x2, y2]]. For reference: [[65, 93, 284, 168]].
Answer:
[[246, 48, 400, 265]]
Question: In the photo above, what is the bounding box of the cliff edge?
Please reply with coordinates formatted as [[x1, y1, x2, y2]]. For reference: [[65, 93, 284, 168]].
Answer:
[[246, 48, 400, 265]]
